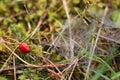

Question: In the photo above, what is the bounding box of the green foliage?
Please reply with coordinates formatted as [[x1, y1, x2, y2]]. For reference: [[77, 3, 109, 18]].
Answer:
[[32, 45, 43, 57], [110, 10, 120, 28], [91, 56, 114, 80], [8, 23, 27, 38], [0, 2, 7, 12], [39, 70, 49, 79], [112, 72, 120, 80], [0, 76, 7, 80], [0, 44, 4, 51], [0, 29, 5, 37], [0, 0, 120, 80], [18, 68, 40, 80]]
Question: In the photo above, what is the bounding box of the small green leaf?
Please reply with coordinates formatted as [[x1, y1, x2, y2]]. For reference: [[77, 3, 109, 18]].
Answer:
[[72, 0, 80, 4], [18, 75, 26, 80], [0, 76, 7, 80], [112, 72, 120, 79], [0, 29, 5, 37], [110, 10, 120, 27], [97, 2, 105, 8]]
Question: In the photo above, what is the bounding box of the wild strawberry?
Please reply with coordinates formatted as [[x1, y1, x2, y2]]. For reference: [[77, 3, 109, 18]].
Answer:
[[19, 43, 30, 53]]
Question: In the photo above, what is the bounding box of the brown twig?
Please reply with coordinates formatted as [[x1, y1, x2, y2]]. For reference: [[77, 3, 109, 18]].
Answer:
[[68, 58, 78, 80], [13, 56, 16, 80], [44, 57, 62, 75], [0, 63, 68, 72], [29, 10, 47, 38], [9, 11, 27, 19], [47, 68, 62, 80]]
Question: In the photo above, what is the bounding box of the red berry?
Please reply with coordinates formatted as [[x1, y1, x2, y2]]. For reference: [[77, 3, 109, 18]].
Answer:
[[19, 43, 30, 53]]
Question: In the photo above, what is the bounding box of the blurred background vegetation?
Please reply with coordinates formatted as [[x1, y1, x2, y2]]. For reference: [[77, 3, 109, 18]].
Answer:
[[0, 0, 120, 80]]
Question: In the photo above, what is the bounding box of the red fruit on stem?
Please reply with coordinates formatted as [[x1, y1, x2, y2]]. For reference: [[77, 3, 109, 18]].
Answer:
[[19, 43, 30, 53]]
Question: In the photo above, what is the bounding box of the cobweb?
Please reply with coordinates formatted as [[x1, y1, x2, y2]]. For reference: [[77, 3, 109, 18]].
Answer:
[[54, 15, 97, 59]]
